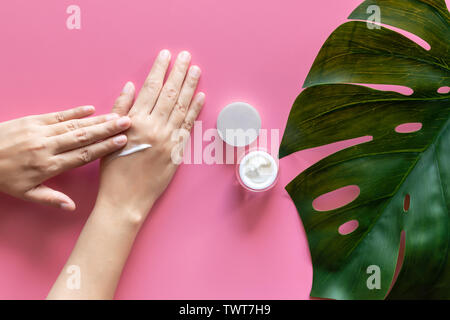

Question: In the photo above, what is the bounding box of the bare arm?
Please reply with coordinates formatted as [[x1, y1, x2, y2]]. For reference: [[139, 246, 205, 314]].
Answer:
[[47, 49, 204, 299]]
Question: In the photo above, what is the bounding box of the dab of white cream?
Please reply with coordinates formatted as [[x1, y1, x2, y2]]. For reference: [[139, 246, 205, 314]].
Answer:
[[239, 151, 278, 190], [117, 144, 152, 157]]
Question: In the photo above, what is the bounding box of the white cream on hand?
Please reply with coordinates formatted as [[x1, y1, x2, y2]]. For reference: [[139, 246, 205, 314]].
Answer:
[[238, 151, 278, 191], [117, 144, 152, 157]]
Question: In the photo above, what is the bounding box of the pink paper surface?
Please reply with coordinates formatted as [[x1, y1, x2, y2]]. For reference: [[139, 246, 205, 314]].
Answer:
[[0, 0, 444, 299]]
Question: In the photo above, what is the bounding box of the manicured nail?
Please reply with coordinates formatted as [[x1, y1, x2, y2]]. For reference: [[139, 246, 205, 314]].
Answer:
[[60, 202, 73, 211], [179, 51, 191, 62], [159, 49, 171, 60], [113, 135, 127, 146], [83, 105, 95, 113], [117, 116, 131, 128], [122, 81, 134, 94], [106, 113, 120, 121], [189, 66, 201, 78], [197, 92, 205, 103]]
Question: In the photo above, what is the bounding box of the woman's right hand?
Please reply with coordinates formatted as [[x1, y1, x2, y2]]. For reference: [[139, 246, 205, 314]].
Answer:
[[0, 106, 132, 210]]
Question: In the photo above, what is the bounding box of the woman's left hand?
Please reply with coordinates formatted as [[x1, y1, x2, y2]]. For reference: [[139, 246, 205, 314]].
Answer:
[[97, 49, 205, 219]]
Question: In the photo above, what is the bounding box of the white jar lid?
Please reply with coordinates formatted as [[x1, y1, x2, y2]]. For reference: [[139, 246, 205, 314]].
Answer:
[[217, 102, 261, 147]]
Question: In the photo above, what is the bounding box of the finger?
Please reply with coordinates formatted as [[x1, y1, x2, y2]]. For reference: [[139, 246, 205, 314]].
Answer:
[[130, 49, 171, 116], [50, 116, 131, 154], [36, 105, 96, 125], [53, 134, 127, 171], [150, 51, 191, 122], [168, 65, 201, 128], [23, 184, 76, 211], [180, 92, 205, 132], [46, 113, 120, 136], [112, 81, 135, 116]]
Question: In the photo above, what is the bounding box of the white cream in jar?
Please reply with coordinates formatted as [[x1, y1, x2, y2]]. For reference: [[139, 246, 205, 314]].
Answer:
[[238, 151, 278, 191]]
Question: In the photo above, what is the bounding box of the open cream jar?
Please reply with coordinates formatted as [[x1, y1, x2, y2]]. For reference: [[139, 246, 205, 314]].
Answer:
[[237, 150, 279, 192]]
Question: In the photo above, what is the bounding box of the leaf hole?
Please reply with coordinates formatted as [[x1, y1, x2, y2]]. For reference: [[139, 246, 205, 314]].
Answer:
[[349, 19, 432, 51], [386, 231, 406, 297], [352, 83, 413, 96], [438, 86, 450, 94], [338, 220, 359, 235], [385, 26, 431, 51], [313, 185, 360, 212], [395, 123, 422, 134], [403, 194, 410, 212], [371, 23, 431, 51]]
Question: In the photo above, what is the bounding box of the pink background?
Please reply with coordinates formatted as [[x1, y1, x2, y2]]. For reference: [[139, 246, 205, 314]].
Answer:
[[1, 0, 444, 299]]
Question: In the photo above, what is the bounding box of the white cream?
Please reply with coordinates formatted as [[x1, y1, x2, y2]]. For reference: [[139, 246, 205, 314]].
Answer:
[[117, 144, 152, 157], [239, 151, 278, 191]]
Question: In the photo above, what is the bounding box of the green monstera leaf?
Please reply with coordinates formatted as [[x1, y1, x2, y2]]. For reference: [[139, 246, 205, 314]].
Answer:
[[279, 0, 449, 299]]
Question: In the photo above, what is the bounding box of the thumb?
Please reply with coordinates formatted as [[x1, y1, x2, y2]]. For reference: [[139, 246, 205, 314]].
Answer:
[[23, 185, 76, 211]]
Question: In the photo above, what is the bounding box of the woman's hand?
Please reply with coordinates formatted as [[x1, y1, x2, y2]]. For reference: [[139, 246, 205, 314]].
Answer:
[[97, 49, 205, 219], [0, 106, 132, 210], [48, 50, 205, 299]]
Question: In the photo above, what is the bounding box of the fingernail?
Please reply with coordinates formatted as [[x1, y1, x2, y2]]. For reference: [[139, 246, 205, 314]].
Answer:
[[60, 203, 73, 211], [83, 105, 95, 113], [122, 81, 134, 94], [106, 113, 120, 121], [197, 92, 205, 103], [117, 116, 131, 128], [159, 49, 171, 60], [113, 135, 127, 146], [189, 66, 201, 78], [179, 51, 191, 62]]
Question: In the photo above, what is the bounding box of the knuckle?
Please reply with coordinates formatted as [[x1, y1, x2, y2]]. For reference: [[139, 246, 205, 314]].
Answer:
[[75, 128, 89, 143], [28, 139, 46, 152], [186, 75, 198, 88], [66, 120, 79, 131], [29, 159, 50, 173], [32, 162, 47, 173], [55, 111, 65, 123], [106, 121, 118, 134], [175, 101, 187, 114], [175, 64, 188, 75], [143, 78, 161, 92], [181, 120, 194, 132], [45, 160, 59, 174], [25, 127, 39, 139], [165, 86, 178, 101], [78, 148, 92, 163], [193, 102, 203, 114]]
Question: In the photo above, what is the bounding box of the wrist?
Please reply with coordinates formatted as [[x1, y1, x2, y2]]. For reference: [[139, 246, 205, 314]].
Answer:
[[93, 192, 156, 229]]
